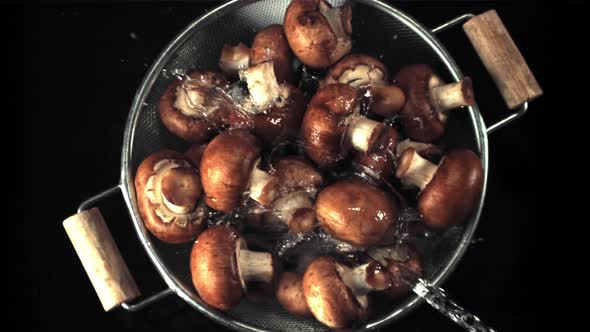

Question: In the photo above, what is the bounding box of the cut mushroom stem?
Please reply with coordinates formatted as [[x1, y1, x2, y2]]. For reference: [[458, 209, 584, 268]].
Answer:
[[241, 61, 282, 110], [248, 162, 279, 206], [219, 42, 250, 77], [237, 241, 274, 286], [395, 148, 438, 190], [346, 115, 384, 153], [430, 77, 474, 113], [336, 261, 392, 308], [160, 167, 201, 214], [271, 191, 316, 233]]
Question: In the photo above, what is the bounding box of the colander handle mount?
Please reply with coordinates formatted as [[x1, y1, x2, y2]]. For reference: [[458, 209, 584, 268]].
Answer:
[[433, 10, 543, 134], [63, 185, 173, 312]]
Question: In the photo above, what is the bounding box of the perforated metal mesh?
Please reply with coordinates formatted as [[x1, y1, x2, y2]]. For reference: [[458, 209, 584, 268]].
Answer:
[[125, 1, 481, 331]]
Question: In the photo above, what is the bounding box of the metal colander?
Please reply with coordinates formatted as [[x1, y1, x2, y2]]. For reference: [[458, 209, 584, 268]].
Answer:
[[122, 1, 485, 330], [65, 0, 541, 331]]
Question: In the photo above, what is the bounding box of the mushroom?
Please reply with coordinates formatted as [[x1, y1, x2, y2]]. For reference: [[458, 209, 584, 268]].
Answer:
[[264, 157, 324, 233], [284, 0, 352, 68], [368, 244, 423, 298], [354, 126, 400, 180], [250, 25, 294, 83], [159, 71, 232, 143], [301, 84, 385, 168], [190, 226, 274, 310], [302, 256, 392, 329], [273, 157, 324, 195], [200, 129, 279, 213], [396, 147, 483, 230], [322, 54, 406, 118], [268, 191, 316, 234], [135, 150, 207, 243], [395, 64, 475, 142], [368, 85, 406, 118], [239, 61, 307, 145], [315, 178, 398, 247], [277, 272, 312, 317], [219, 42, 250, 79]]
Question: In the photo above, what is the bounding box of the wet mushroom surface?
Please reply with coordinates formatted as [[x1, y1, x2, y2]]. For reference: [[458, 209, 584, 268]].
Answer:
[[133, 2, 485, 329]]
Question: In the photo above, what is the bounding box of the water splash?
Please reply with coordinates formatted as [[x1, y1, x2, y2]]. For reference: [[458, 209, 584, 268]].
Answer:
[[393, 262, 497, 332], [413, 278, 497, 332]]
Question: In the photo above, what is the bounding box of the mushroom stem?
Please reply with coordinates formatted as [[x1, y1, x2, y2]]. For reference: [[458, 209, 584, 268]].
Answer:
[[219, 42, 250, 76], [241, 61, 281, 110], [319, 3, 347, 39], [248, 165, 279, 206], [395, 148, 438, 190], [346, 115, 384, 153], [270, 191, 316, 233], [429, 77, 474, 113], [237, 249, 274, 284], [337, 261, 392, 308]]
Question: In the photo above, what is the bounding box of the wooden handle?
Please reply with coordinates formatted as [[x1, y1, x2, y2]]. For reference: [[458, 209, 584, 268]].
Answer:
[[63, 207, 140, 311], [463, 10, 542, 110]]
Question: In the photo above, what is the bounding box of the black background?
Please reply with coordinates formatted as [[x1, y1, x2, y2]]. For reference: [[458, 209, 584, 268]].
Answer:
[[23, 1, 576, 331]]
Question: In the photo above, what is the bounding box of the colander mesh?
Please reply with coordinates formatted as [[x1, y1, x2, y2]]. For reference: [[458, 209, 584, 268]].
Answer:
[[128, 0, 479, 331]]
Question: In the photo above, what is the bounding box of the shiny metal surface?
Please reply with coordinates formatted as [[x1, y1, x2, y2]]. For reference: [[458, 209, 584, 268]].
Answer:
[[83, 0, 498, 330]]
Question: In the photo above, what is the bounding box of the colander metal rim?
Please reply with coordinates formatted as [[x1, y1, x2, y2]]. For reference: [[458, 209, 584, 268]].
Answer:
[[119, 0, 489, 330]]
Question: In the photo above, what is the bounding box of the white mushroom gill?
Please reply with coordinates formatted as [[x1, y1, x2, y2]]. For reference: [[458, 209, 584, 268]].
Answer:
[[174, 78, 223, 119], [339, 65, 386, 88], [145, 159, 204, 227], [240, 61, 290, 113]]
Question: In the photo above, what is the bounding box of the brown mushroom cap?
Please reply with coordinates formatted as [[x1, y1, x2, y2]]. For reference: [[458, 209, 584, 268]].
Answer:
[[315, 178, 398, 247], [250, 83, 306, 146], [366, 85, 406, 118], [354, 126, 400, 180], [200, 129, 261, 213], [135, 150, 206, 244], [277, 272, 312, 317], [284, 0, 352, 68], [395, 64, 444, 142], [273, 156, 324, 194], [300, 84, 359, 168], [395, 64, 474, 142], [159, 71, 230, 143], [303, 256, 364, 329], [190, 226, 243, 310], [321, 54, 388, 88], [418, 149, 483, 230], [250, 24, 294, 83]]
